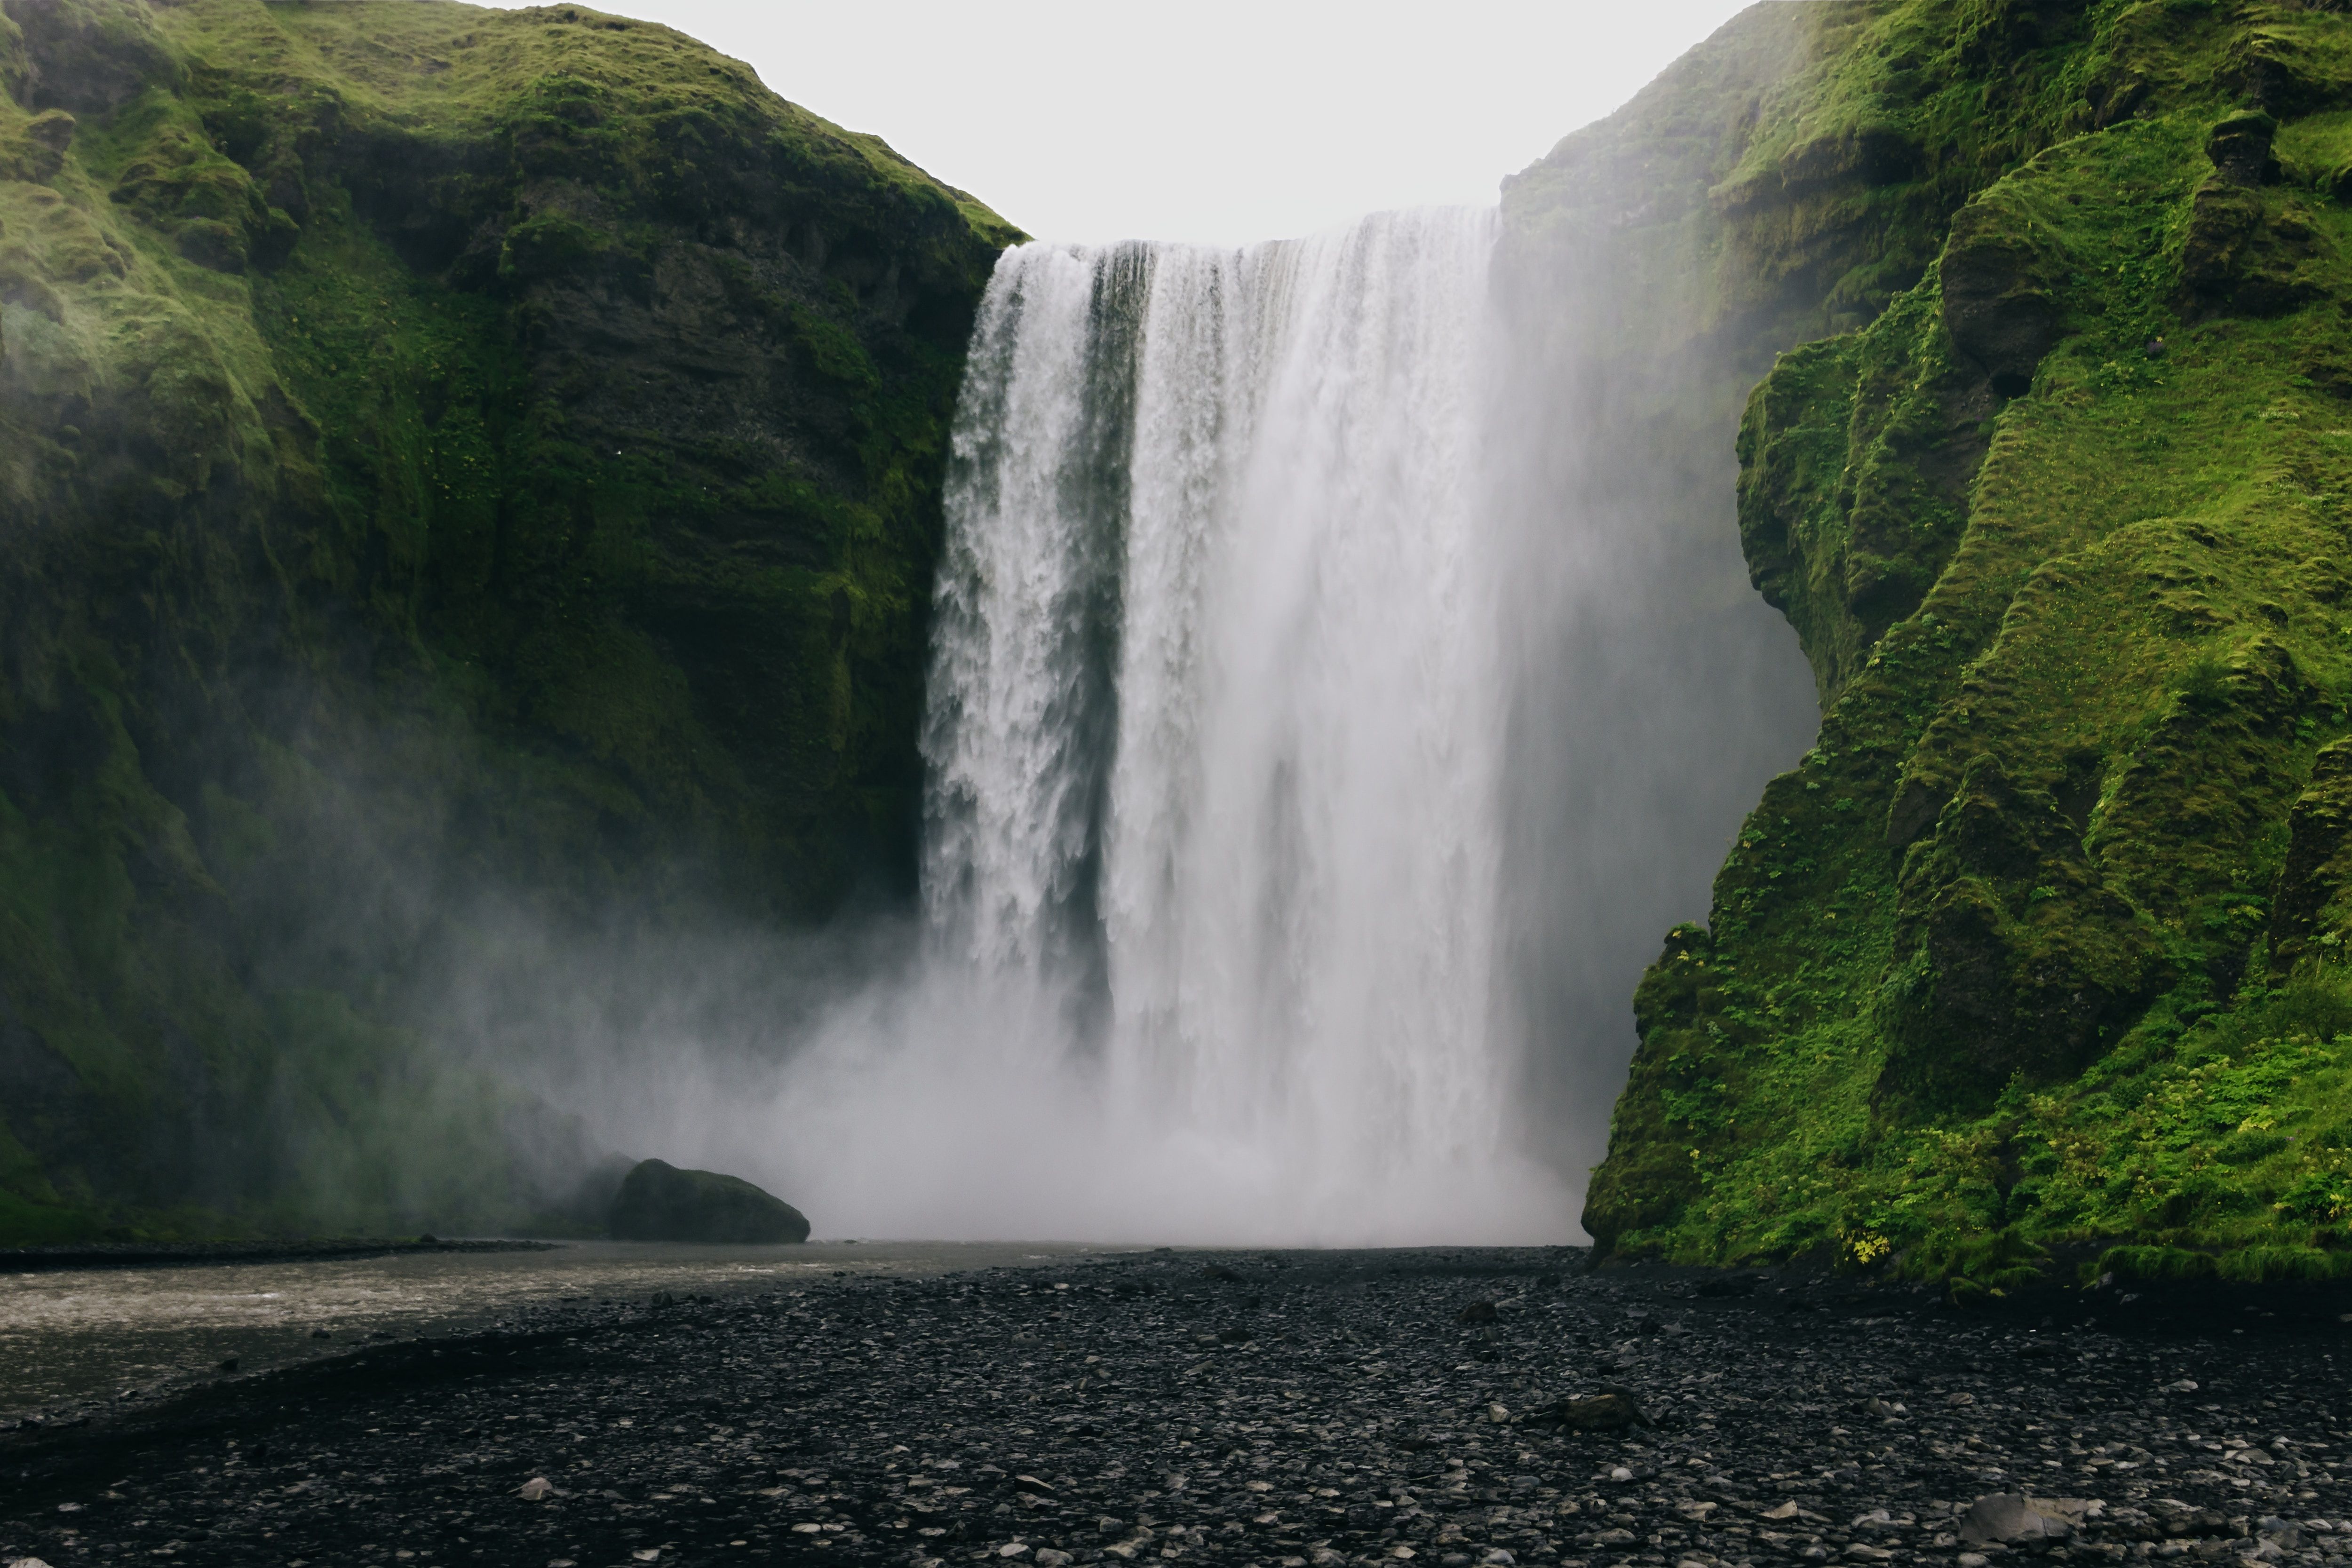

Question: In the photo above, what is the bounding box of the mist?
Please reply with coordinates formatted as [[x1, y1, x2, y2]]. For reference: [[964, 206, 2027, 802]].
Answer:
[[409, 197, 1817, 1247]]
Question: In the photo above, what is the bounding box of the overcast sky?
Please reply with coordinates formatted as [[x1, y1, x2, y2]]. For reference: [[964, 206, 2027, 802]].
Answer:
[[510, 0, 1767, 245]]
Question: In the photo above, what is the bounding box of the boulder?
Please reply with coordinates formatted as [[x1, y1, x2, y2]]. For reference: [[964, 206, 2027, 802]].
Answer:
[[1958, 1494, 2100, 1545], [1554, 1392, 1643, 1432], [606, 1159, 810, 1243]]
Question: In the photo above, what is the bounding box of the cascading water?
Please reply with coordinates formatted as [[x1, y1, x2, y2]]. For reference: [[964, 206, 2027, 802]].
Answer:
[[555, 196, 1816, 1243], [901, 208, 1564, 1239]]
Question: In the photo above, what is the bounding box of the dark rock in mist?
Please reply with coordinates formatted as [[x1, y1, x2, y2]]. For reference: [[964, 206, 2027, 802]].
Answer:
[[606, 1159, 810, 1244]]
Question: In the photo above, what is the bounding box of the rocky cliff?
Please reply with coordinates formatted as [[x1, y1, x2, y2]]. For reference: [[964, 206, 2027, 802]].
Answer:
[[1559, 0, 2352, 1287], [0, 0, 1015, 1242]]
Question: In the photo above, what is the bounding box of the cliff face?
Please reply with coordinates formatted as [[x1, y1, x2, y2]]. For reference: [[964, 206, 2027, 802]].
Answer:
[[1567, 0, 2352, 1285], [0, 0, 1015, 1241]]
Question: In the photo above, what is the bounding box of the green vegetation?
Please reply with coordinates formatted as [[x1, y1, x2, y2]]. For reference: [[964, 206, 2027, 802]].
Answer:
[[1554, 0, 2352, 1288], [0, 0, 1015, 1242]]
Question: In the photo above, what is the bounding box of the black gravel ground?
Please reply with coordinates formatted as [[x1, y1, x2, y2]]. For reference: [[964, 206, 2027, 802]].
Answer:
[[4, 1247, 2351, 1568]]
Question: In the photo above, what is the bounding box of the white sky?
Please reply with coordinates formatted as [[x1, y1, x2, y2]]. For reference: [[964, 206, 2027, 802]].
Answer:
[[512, 0, 1767, 245]]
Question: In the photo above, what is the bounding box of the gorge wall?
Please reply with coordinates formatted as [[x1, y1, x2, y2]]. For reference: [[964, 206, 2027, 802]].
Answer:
[[0, 0, 1013, 1240], [15, 0, 2352, 1269], [1563, 0, 2352, 1286]]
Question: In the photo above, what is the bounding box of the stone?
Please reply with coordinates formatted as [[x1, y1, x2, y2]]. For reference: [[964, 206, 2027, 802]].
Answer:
[[1939, 200, 2066, 396], [1960, 1494, 2063, 1545], [1488, 1402, 1511, 1424], [1558, 1393, 1642, 1432], [517, 1476, 555, 1501], [606, 1158, 810, 1243], [2208, 110, 2281, 188], [1764, 1502, 1801, 1520], [2034, 1498, 2104, 1530]]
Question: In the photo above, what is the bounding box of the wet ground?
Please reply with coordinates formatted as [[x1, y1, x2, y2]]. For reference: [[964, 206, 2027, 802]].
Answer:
[[0, 1240, 1112, 1418], [2, 1248, 2349, 1568]]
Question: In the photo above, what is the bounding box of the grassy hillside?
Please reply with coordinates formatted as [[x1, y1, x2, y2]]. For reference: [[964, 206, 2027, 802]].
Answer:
[[0, 0, 1016, 1242], [1560, 0, 2352, 1289]]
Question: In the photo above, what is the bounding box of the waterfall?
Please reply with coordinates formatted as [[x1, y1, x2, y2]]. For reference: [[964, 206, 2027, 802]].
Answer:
[[638, 196, 1815, 1243], [906, 208, 1561, 1238]]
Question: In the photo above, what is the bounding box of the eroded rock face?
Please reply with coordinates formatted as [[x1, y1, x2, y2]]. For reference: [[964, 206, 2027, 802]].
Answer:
[[2205, 111, 2280, 188], [1939, 201, 2065, 398], [5, 0, 178, 115], [607, 1159, 810, 1244], [1880, 754, 2169, 1108], [2268, 739, 2352, 973]]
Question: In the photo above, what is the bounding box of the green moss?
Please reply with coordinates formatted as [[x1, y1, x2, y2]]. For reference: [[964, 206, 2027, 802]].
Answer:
[[1567, 0, 2352, 1279], [0, 0, 1017, 1242]]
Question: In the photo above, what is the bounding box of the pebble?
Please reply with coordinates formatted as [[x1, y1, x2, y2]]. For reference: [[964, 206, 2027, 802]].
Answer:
[[2, 1248, 2347, 1568]]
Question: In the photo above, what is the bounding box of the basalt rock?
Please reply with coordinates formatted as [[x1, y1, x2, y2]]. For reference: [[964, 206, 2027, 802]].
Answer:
[[2267, 739, 2352, 974], [1552, 1392, 1643, 1432], [607, 1159, 810, 1245], [1939, 199, 2066, 398], [2206, 111, 2280, 188]]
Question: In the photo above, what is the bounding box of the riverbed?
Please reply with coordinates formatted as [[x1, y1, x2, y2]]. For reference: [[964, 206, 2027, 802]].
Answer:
[[0, 1239, 1116, 1419], [3, 1249, 2348, 1568]]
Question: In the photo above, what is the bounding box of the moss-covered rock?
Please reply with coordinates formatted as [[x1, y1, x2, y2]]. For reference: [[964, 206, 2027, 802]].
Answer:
[[0, 0, 1016, 1242], [1570, 0, 2352, 1282]]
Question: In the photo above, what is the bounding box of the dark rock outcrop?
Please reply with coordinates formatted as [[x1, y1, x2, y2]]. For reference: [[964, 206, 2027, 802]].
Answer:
[[1940, 199, 2066, 398], [2206, 110, 2280, 188], [2268, 739, 2352, 974], [607, 1159, 810, 1244]]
